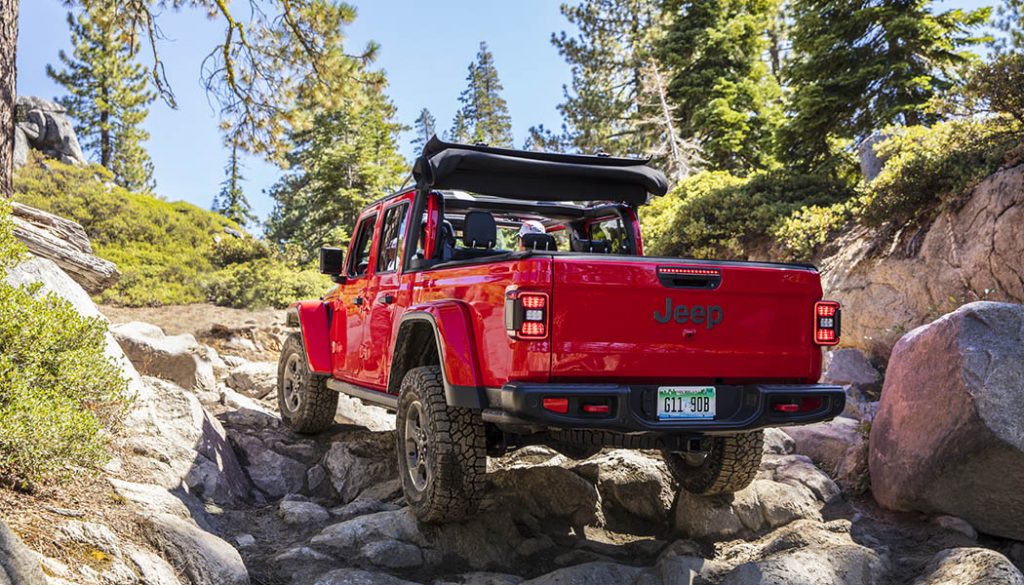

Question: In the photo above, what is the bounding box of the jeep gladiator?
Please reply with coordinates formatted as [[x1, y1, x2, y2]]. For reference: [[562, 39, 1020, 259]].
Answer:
[[279, 137, 845, 522]]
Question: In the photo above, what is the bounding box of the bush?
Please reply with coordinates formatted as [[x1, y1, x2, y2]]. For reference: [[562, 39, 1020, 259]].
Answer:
[[14, 154, 325, 309], [205, 259, 328, 309], [772, 202, 852, 261], [858, 119, 1021, 227], [0, 201, 129, 487], [646, 170, 854, 259]]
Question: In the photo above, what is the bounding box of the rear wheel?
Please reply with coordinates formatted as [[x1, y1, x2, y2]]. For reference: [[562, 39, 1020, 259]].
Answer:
[[396, 366, 486, 523], [277, 333, 338, 434], [662, 431, 763, 495]]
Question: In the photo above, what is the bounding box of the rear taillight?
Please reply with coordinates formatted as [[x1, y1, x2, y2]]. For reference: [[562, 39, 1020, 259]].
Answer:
[[814, 301, 841, 346], [505, 290, 550, 340]]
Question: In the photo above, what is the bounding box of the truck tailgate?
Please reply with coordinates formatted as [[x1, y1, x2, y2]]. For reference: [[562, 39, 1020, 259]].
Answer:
[[550, 257, 823, 383]]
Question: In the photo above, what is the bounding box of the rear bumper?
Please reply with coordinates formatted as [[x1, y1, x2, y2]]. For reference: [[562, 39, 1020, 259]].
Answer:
[[486, 382, 845, 434]]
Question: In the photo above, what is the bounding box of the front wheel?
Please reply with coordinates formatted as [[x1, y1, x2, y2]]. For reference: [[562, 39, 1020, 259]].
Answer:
[[396, 366, 486, 523], [277, 333, 338, 434], [662, 431, 764, 496]]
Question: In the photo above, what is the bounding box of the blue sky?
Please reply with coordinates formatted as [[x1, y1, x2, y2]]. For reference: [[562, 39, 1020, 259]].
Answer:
[[16, 0, 995, 226]]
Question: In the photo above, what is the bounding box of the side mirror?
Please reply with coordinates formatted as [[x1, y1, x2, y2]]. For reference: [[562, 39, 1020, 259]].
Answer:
[[319, 247, 347, 284]]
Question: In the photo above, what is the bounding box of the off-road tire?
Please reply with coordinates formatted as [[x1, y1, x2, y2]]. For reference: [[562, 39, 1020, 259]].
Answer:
[[396, 365, 486, 523], [277, 333, 338, 434], [662, 431, 763, 496]]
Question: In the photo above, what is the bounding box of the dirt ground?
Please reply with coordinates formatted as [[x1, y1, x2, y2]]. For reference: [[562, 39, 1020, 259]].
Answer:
[[99, 304, 287, 337]]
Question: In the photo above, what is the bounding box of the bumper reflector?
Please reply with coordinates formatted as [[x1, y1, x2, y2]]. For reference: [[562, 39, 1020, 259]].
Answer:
[[542, 397, 569, 414], [582, 404, 610, 414]]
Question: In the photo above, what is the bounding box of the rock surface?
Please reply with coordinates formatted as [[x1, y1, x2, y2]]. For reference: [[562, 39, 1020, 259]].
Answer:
[[226, 362, 278, 399], [143, 513, 250, 585], [822, 162, 1024, 359], [912, 548, 1024, 585], [870, 301, 1024, 540], [0, 520, 46, 585], [14, 95, 86, 166], [112, 321, 218, 390], [786, 416, 869, 493], [10, 202, 120, 293]]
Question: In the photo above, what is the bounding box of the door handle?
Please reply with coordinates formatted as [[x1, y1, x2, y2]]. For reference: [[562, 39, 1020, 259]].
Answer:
[[380, 294, 394, 305], [353, 297, 363, 306]]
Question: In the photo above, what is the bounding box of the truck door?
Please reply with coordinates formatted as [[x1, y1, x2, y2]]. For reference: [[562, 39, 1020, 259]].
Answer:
[[360, 199, 412, 388], [332, 209, 379, 382]]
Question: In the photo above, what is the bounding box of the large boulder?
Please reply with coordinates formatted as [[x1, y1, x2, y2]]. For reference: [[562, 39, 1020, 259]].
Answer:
[[15, 95, 86, 165], [225, 362, 277, 399], [0, 520, 46, 585], [142, 513, 249, 585], [912, 548, 1024, 585], [10, 203, 120, 294], [785, 417, 869, 494], [821, 163, 1024, 360], [112, 321, 218, 390], [570, 450, 674, 524], [870, 302, 1024, 539], [323, 432, 397, 504]]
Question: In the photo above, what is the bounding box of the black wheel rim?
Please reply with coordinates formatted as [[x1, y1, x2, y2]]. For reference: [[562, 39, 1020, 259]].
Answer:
[[403, 400, 431, 492]]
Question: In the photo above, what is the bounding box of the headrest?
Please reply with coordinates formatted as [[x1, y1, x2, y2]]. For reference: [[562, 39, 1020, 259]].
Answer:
[[522, 232, 557, 251], [462, 211, 497, 249], [572, 238, 612, 254]]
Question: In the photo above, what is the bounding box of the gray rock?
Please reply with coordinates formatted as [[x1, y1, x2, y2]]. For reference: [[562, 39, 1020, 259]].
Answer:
[[822, 348, 881, 391], [142, 513, 249, 585], [490, 464, 603, 527], [58, 521, 121, 555], [15, 96, 85, 165], [323, 433, 398, 503], [0, 520, 47, 585], [571, 450, 673, 523], [360, 539, 424, 568], [438, 573, 523, 585], [674, 478, 822, 541], [235, 534, 256, 548], [311, 508, 420, 550], [785, 417, 869, 494], [330, 498, 401, 522], [764, 454, 842, 503], [233, 436, 307, 498], [912, 548, 1024, 585], [279, 500, 330, 525], [127, 548, 183, 585], [763, 428, 796, 455], [226, 362, 277, 399], [521, 562, 646, 585], [112, 322, 217, 390], [336, 393, 397, 432], [313, 569, 420, 585], [870, 302, 1024, 540], [932, 516, 978, 540], [13, 125, 29, 168]]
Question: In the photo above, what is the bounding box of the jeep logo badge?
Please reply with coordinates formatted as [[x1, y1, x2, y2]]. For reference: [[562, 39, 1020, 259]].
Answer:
[[654, 298, 723, 330]]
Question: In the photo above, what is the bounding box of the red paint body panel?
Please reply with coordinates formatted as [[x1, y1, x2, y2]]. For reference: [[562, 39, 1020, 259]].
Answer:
[[304, 189, 829, 400], [549, 257, 823, 384], [291, 300, 332, 374]]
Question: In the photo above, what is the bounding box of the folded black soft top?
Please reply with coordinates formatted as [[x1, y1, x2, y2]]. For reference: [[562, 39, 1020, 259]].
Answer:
[[413, 136, 669, 206]]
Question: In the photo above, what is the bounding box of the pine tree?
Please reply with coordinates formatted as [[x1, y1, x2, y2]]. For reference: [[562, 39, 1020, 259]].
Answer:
[[523, 124, 569, 152], [658, 0, 782, 173], [411, 108, 436, 152], [212, 142, 256, 227], [551, 0, 664, 157], [781, 0, 990, 170], [450, 42, 513, 147], [47, 6, 156, 191], [996, 0, 1024, 51], [267, 88, 407, 260]]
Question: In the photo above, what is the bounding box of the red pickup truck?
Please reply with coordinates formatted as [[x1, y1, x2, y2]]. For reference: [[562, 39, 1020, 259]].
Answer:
[[278, 138, 844, 522]]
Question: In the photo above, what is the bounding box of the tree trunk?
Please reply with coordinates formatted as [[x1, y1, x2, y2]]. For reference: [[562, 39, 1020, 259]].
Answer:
[[0, 0, 17, 198]]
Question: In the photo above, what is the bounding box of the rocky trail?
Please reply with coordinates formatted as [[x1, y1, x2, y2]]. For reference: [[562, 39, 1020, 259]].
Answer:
[[0, 278, 1018, 584]]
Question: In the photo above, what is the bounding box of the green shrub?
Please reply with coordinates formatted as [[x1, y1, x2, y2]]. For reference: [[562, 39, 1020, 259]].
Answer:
[[205, 259, 328, 309], [858, 119, 1021, 227], [647, 170, 854, 259], [0, 201, 129, 487], [13, 154, 323, 309], [772, 202, 852, 261]]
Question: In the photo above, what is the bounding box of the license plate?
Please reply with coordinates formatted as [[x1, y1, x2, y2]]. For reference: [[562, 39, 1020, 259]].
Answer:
[[657, 386, 716, 420]]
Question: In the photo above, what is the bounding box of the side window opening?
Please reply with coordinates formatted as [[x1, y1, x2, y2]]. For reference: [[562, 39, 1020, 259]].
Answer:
[[590, 215, 630, 254], [376, 203, 410, 273], [349, 214, 377, 277]]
